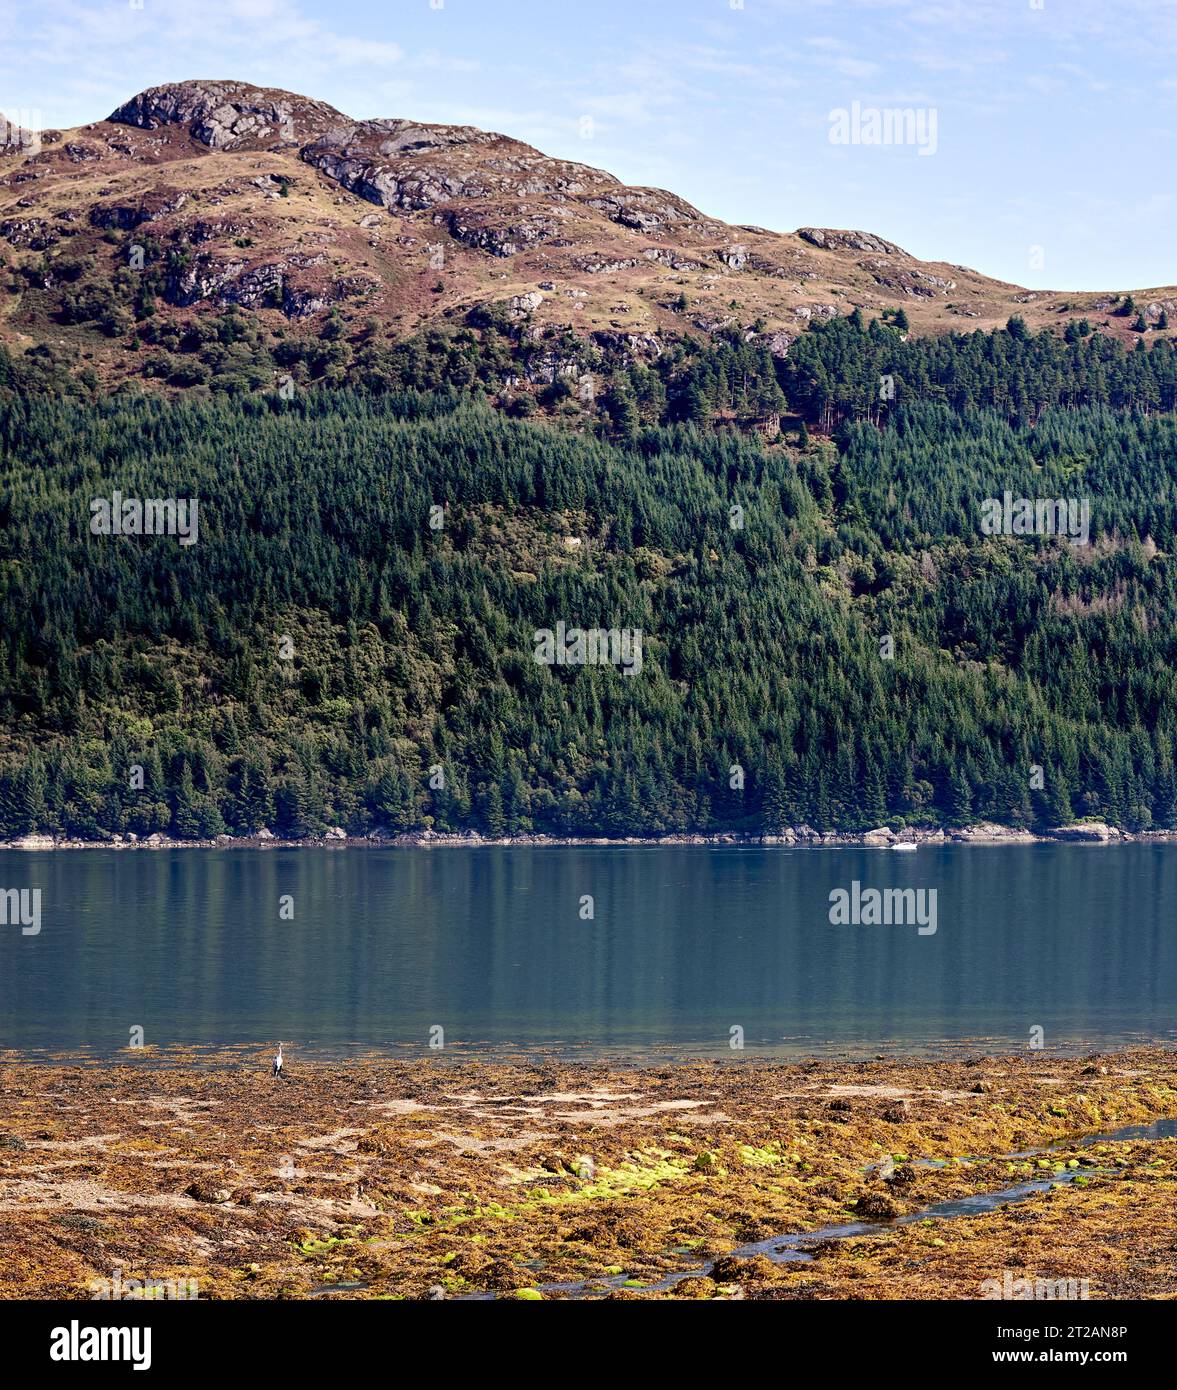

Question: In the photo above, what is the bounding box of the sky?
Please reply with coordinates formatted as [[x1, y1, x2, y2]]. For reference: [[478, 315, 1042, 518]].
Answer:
[[0, 0, 1173, 291]]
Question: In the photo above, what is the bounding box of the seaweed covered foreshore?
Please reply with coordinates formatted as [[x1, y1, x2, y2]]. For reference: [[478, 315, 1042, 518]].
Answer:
[[2, 1048, 1175, 1300]]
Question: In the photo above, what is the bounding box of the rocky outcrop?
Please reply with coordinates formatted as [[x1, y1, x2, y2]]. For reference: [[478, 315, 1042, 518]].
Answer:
[[950, 823, 1037, 843], [164, 254, 247, 306], [860, 259, 956, 297], [793, 303, 838, 321], [299, 118, 605, 214], [573, 253, 639, 275], [89, 188, 188, 230], [437, 207, 565, 257], [745, 252, 793, 279], [300, 146, 468, 212], [718, 245, 748, 270], [1047, 821, 1124, 842], [162, 246, 370, 317], [0, 217, 56, 249], [589, 329, 663, 361], [182, 217, 251, 244], [762, 329, 795, 357], [108, 81, 345, 150], [587, 190, 712, 235], [507, 290, 543, 315], [797, 227, 904, 255], [643, 247, 702, 271]]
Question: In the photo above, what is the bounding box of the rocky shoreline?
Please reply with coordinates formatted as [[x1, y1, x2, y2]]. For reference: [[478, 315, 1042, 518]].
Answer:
[[0, 819, 1166, 851]]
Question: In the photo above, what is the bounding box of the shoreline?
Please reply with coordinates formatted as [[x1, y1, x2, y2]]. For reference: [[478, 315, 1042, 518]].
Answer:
[[3, 1046, 1175, 1300], [0, 818, 1165, 851], [5, 1033, 1174, 1067]]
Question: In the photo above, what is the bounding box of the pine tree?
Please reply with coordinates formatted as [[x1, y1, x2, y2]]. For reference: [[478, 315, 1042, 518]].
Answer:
[[949, 768, 974, 825], [0, 766, 46, 835], [274, 774, 312, 839], [171, 767, 203, 839], [233, 757, 274, 832], [478, 782, 506, 836]]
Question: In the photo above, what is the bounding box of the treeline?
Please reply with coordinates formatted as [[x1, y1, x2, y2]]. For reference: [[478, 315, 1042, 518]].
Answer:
[[2, 387, 1177, 839], [783, 315, 1177, 430], [7, 252, 1177, 443]]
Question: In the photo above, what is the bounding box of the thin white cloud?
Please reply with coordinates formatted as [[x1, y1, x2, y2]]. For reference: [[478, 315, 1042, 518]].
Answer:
[[0, 0, 406, 126]]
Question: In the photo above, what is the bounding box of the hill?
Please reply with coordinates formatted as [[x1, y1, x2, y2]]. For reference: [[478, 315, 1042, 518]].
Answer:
[[1, 80, 1173, 402], [2, 83, 1177, 842]]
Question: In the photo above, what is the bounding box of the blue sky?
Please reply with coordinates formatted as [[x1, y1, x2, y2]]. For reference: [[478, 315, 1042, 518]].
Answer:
[[0, 0, 1173, 290]]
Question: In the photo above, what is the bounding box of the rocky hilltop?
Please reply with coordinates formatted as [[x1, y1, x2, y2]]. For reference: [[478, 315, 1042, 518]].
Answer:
[[1, 80, 1173, 389]]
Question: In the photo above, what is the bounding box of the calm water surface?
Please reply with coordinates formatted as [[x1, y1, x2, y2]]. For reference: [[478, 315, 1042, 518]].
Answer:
[[1, 844, 1175, 1058]]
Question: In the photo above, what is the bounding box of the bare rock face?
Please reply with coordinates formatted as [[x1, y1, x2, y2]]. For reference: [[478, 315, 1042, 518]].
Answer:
[[298, 115, 591, 214], [587, 189, 712, 236], [643, 246, 703, 271], [797, 227, 904, 256], [1049, 821, 1121, 842], [437, 207, 566, 257], [89, 187, 188, 230], [762, 330, 795, 357], [947, 823, 1038, 844], [163, 254, 247, 307], [507, 290, 544, 315], [302, 146, 463, 212], [108, 80, 346, 150]]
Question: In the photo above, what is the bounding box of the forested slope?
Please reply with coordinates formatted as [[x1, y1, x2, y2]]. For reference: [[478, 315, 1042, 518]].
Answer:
[[3, 318, 1177, 840]]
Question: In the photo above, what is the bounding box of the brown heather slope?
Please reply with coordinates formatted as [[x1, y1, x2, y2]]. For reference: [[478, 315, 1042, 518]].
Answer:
[[1, 79, 1174, 389]]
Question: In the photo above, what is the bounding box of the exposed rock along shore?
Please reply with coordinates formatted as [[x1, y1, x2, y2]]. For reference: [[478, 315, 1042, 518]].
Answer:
[[0, 820, 1157, 850]]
